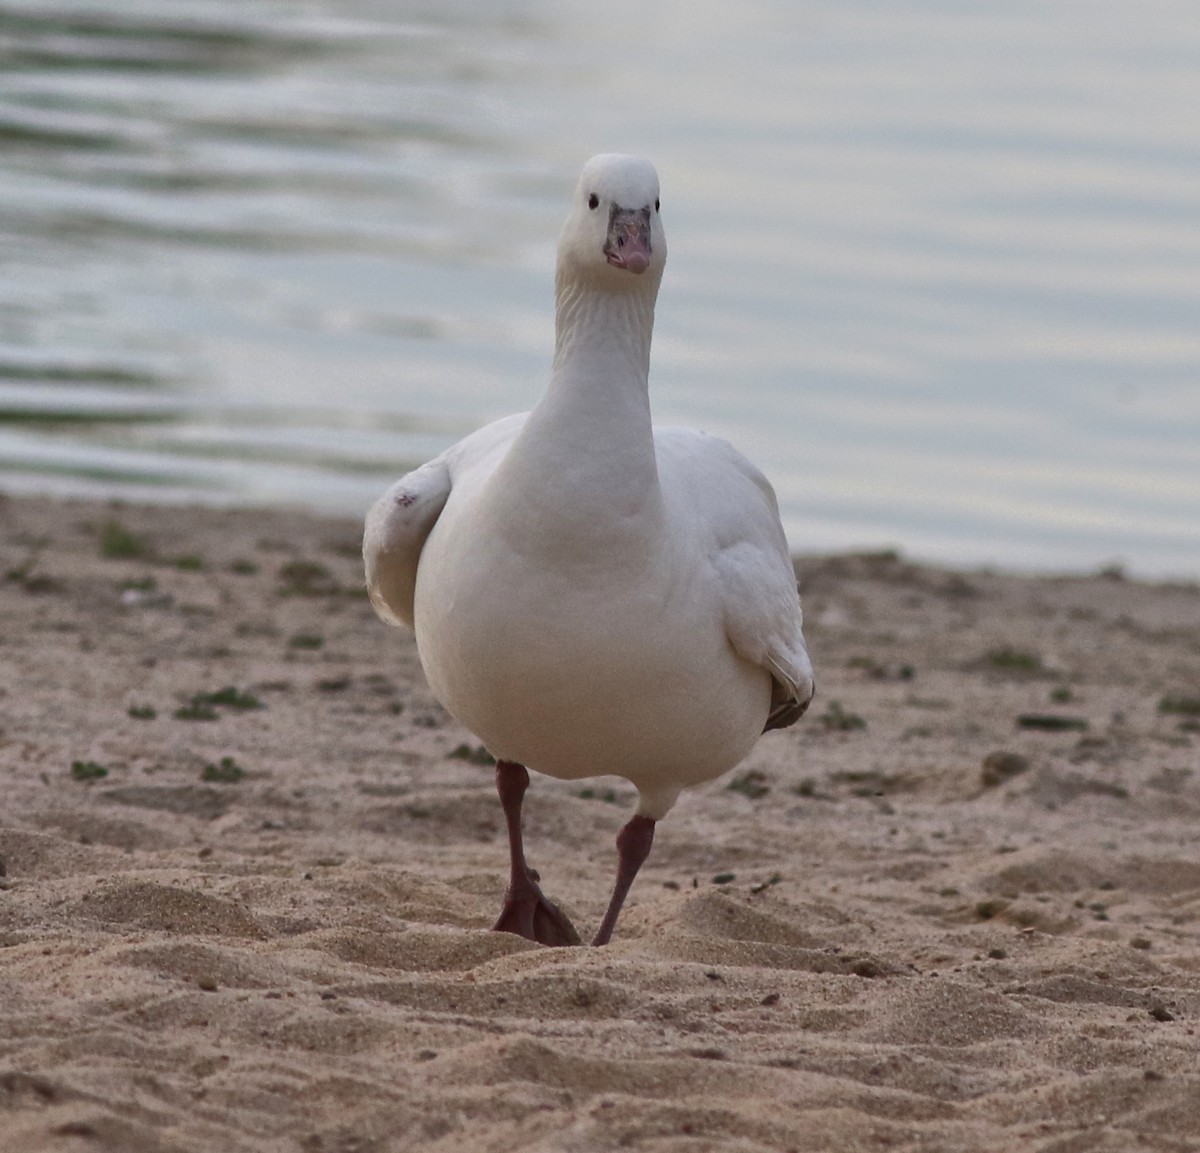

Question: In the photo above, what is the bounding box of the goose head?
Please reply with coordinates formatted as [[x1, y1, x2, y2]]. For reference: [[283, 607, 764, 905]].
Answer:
[[557, 154, 667, 289]]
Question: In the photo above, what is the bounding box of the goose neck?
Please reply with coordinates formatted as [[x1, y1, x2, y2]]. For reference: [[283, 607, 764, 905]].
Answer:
[[552, 274, 658, 387]]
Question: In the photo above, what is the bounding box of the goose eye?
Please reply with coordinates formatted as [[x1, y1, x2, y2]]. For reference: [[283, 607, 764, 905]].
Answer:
[[588, 193, 599, 210], [655, 198, 660, 212]]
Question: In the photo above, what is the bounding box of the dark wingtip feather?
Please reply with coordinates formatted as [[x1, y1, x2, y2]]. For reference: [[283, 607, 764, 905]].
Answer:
[[763, 679, 813, 732]]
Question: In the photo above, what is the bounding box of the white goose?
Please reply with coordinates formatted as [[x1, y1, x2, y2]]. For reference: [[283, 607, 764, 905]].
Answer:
[[364, 154, 813, 946]]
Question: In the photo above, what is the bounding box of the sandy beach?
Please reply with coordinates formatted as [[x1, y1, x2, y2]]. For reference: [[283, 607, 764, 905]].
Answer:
[[1, 492, 1199, 1152]]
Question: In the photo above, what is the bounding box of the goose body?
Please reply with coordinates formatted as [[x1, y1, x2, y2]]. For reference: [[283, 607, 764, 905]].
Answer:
[[364, 154, 813, 944]]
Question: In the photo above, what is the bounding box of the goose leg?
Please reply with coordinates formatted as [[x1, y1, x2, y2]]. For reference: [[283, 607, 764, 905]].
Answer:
[[491, 761, 581, 947], [592, 814, 656, 946]]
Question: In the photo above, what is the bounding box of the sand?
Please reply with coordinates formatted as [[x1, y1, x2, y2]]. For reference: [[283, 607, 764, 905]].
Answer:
[[1, 492, 1199, 1152]]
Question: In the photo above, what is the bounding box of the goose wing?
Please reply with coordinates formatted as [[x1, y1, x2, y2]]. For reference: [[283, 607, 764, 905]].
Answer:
[[363, 454, 453, 629], [364, 414, 527, 629], [655, 426, 814, 729]]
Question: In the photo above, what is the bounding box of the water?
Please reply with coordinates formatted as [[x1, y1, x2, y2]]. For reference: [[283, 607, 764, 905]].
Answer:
[[2, 0, 1199, 577]]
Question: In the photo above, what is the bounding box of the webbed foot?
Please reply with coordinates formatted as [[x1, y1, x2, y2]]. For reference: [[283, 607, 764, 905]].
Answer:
[[492, 868, 581, 947]]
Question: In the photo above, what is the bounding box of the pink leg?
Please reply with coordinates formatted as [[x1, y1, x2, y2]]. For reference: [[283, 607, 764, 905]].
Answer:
[[592, 814, 656, 946], [491, 761, 580, 947]]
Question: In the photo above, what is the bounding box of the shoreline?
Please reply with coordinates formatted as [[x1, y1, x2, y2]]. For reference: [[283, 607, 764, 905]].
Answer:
[[2, 492, 1199, 1151], [7, 481, 1197, 586]]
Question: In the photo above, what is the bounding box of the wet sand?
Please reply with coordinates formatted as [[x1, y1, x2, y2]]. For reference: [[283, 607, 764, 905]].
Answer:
[[2, 494, 1199, 1152]]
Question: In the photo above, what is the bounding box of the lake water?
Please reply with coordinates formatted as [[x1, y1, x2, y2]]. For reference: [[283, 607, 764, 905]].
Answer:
[[3, 0, 1199, 577]]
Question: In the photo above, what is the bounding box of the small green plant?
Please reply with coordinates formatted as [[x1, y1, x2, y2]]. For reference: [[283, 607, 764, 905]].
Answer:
[[127, 704, 157, 720], [1016, 713, 1088, 732], [727, 770, 770, 799], [1159, 695, 1200, 716], [229, 559, 259, 576], [847, 655, 878, 671], [174, 686, 263, 721], [173, 554, 205, 571], [71, 760, 108, 781], [195, 686, 263, 710], [831, 769, 894, 796], [447, 743, 495, 766], [288, 632, 325, 650], [202, 756, 245, 784], [579, 787, 618, 803], [820, 700, 867, 731], [987, 646, 1041, 672], [278, 559, 335, 596], [100, 518, 151, 560], [1049, 686, 1074, 703], [174, 701, 218, 721]]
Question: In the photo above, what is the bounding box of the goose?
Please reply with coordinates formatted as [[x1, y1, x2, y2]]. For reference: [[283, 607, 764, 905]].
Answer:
[[364, 154, 813, 947]]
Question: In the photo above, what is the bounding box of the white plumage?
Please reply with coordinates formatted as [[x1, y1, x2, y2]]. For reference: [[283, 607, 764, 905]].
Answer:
[[364, 154, 813, 945]]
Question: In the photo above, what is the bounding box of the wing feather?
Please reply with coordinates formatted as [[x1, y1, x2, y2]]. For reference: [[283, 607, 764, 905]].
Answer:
[[363, 413, 528, 629], [363, 456, 452, 629], [655, 427, 814, 729]]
